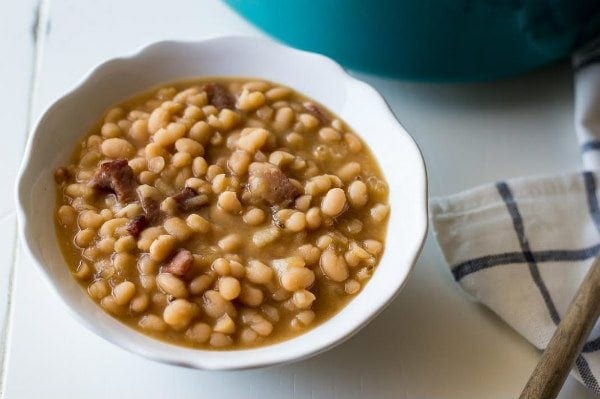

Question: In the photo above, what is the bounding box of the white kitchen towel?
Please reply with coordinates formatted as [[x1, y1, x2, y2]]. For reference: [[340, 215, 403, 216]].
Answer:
[[431, 39, 600, 394]]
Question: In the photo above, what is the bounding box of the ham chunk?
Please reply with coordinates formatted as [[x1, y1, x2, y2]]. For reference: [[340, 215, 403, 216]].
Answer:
[[172, 187, 209, 212], [303, 102, 330, 125], [140, 194, 160, 222], [126, 214, 148, 238], [137, 184, 162, 223], [248, 162, 300, 207], [203, 83, 235, 109], [163, 249, 194, 277], [89, 159, 137, 203]]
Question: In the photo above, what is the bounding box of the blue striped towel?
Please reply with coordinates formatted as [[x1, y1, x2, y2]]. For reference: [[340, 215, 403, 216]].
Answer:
[[431, 39, 600, 394]]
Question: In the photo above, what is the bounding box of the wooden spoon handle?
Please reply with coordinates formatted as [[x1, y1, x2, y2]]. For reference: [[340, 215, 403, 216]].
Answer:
[[520, 256, 600, 399]]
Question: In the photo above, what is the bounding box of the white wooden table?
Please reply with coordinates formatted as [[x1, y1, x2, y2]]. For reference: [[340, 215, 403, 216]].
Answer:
[[1, 1, 594, 398]]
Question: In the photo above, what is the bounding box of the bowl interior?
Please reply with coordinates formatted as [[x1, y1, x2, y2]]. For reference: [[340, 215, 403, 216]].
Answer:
[[17, 37, 427, 369]]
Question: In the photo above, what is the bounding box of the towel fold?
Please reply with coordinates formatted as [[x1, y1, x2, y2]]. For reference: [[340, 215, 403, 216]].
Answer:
[[431, 39, 600, 394]]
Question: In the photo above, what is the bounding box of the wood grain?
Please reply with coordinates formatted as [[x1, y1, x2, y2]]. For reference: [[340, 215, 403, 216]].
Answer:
[[520, 256, 600, 399]]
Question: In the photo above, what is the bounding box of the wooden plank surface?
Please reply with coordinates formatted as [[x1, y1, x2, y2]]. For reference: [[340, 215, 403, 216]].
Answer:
[[1, 0, 595, 398]]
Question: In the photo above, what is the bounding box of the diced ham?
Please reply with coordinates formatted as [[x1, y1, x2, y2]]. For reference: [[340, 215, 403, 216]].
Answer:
[[162, 249, 194, 277], [303, 102, 330, 125], [172, 187, 197, 203], [172, 187, 209, 212], [139, 195, 160, 223], [248, 162, 300, 207], [89, 159, 137, 203], [126, 214, 148, 238], [203, 83, 235, 109], [136, 184, 163, 223]]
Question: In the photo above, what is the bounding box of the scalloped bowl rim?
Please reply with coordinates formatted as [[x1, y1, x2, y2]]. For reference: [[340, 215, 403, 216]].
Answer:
[[15, 36, 428, 370]]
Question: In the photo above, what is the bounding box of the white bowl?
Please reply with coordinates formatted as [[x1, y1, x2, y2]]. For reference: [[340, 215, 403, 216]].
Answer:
[[15, 36, 427, 370]]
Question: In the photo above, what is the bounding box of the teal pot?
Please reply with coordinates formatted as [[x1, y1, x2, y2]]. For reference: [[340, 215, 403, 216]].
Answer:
[[225, 0, 600, 81]]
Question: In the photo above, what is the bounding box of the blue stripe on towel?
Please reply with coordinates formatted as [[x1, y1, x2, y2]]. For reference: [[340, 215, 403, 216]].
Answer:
[[584, 172, 600, 232], [581, 172, 600, 362], [452, 244, 600, 281], [584, 337, 600, 352], [449, 174, 600, 361], [582, 141, 600, 152], [451, 174, 600, 358], [573, 175, 600, 390], [452, 172, 600, 281], [498, 181, 600, 390], [577, 355, 600, 394], [496, 182, 561, 324]]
